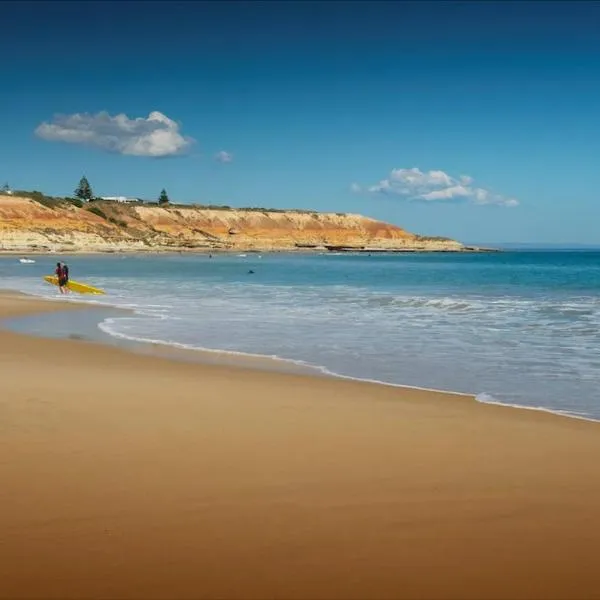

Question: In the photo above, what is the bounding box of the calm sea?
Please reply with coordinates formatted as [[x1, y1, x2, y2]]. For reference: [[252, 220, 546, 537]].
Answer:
[[2, 250, 599, 420]]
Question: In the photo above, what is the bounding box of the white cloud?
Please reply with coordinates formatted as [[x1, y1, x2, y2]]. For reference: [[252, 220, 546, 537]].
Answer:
[[35, 111, 194, 157], [349, 182, 362, 193], [354, 167, 518, 207], [421, 184, 471, 201], [215, 150, 233, 163]]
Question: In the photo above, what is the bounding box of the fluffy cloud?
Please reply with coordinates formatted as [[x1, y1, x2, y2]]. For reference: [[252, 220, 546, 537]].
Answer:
[[215, 150, 233, 163], [356, 167, 518, 207], [35, 111, 194, 157]]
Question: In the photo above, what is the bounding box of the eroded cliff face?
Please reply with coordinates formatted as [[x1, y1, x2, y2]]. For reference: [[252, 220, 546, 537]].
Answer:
[[0, 196, 464, 252]]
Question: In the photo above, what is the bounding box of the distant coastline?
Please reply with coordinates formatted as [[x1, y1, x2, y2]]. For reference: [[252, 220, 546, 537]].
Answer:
[[469, 242, 600, 251], [0, 191, 494, 254], [0, 246, 500, 256]]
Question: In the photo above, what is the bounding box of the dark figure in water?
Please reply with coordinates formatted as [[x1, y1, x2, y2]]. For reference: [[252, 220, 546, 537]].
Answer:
[[248, 269, 255, 274]]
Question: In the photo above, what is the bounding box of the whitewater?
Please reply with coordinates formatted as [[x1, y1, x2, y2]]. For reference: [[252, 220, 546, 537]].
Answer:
[[2, 250, 599, 420]]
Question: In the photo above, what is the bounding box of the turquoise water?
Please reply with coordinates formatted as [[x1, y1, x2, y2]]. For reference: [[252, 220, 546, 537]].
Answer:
[[1, 251, 599, 419]]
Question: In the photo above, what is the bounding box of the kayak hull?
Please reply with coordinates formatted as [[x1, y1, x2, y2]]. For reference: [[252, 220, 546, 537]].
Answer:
[[43, 275, 105, 295]]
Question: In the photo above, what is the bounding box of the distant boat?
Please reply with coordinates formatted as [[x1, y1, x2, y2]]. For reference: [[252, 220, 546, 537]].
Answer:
[[19, 258, 35, 264], [237, 254, 247, 258]]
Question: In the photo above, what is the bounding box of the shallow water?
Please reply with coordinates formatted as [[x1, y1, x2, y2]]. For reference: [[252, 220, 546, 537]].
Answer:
[[2, 250, 599, 419]]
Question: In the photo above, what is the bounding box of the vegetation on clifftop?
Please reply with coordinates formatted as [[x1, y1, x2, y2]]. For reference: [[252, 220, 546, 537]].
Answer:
[[11, 190, 83, 210], [158, 189, 170, 205], [74, 176, 93, 202], [414, 234, 453, 242], [7, 187, 342, 216]]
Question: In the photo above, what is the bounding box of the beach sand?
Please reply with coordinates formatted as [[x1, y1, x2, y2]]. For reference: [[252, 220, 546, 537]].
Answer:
[[2, 292, 600, 599]]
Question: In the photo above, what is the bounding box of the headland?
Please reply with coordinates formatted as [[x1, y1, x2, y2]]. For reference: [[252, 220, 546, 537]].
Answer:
[[0, 192, 495, 254]]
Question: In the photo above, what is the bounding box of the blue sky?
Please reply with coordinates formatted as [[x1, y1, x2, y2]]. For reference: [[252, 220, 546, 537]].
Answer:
[[1, 0, 600, 244]]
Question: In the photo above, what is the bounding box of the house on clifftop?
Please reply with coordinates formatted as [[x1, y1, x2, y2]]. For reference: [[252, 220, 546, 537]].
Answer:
[[100, 196, 140, 203]]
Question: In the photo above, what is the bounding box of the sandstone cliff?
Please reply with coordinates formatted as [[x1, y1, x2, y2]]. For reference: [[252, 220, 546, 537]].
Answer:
[[0, 195, 464, 253]]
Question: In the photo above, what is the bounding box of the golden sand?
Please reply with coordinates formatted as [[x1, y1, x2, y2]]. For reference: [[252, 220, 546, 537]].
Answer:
[[1, 292, 600, 599]]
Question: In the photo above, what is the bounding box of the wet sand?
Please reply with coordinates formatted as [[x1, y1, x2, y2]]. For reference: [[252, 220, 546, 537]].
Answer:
[[2, 291, 600, 599]]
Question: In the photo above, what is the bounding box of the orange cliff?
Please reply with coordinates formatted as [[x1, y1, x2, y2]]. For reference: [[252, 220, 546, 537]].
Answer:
[[0, 195, 466, 253]]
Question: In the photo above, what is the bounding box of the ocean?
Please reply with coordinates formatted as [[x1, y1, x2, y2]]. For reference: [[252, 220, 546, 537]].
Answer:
[[1, 250, 599, 420]]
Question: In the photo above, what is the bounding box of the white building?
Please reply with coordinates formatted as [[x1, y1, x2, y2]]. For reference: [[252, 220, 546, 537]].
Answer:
[[100, 196, 140, 203]]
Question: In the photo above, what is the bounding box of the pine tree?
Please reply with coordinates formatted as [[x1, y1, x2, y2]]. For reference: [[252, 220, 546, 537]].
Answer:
[[158, 188, 169, 205], [74, 176, 93, 201]]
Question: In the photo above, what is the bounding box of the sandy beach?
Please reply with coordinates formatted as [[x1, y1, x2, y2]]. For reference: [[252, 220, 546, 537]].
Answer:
[[1, 292, 600, 599]]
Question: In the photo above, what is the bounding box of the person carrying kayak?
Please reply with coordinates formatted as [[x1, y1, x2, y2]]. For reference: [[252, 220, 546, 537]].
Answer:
[[55, 262, 69, 294]]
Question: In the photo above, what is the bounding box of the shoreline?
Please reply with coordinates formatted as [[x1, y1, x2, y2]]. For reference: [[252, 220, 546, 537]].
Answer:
[[0, 246, 499, 256], [4, 287, 598, 425], [2, 291, 600, 599], [2, 288, 475, 390], [3, 289, 598, 425], [2, 286, 599, 431]]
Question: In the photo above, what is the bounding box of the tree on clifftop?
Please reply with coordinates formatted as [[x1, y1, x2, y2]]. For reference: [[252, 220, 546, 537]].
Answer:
[[74, 176, 93, 201], [158, 188, 169, 205]]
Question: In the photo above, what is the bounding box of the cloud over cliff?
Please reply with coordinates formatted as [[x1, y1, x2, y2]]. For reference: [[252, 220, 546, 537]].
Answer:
[[352, 167, 518, 207], [35, 111, 194, 157]]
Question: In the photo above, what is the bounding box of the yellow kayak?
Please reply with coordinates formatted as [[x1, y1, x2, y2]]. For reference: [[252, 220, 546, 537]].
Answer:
[[44, 275, 106, 295]]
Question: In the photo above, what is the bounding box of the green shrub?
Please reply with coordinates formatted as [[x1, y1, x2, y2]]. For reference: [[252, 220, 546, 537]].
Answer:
[[87, 206, 107, 219], [108, 217, 128, 228], [18, 190, 61, 209]]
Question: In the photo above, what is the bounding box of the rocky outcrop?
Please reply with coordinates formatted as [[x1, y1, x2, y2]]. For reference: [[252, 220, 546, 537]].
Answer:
[[0, 196, 465, 253]]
